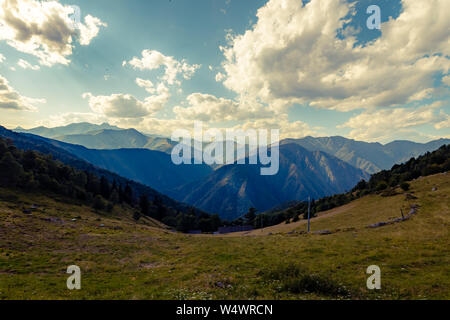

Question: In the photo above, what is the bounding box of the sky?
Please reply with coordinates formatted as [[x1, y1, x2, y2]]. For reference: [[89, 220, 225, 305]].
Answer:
[[0, 0, 449, 143]]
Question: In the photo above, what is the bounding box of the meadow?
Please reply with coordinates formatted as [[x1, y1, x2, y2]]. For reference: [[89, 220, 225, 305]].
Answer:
[[0, 173, 449, 299]]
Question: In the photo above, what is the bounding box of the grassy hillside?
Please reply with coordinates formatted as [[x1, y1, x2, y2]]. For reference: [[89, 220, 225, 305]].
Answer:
[[0, 173, 449, 299]]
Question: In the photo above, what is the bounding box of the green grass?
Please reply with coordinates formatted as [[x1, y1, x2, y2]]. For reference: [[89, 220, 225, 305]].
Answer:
[[0, 173, 449, 299]]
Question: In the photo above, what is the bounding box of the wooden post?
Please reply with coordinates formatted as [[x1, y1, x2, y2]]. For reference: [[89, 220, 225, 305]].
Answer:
[[307, 196, 311, 233]]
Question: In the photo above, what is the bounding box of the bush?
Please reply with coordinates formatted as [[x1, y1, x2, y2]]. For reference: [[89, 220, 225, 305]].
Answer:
[[106, 202, 114, 212], [93, 195, 106, 210], [133, 211, 141, 221], [400, 182, 410, 191], [162, 216, 177, 227], [376, 181, 388, 191], [260, 264, 351, 297]]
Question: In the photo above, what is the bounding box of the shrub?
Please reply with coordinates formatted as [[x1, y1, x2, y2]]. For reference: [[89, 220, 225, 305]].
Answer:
[[376, 181, 388, 191], [400, 182, 410, 191], [260, 264, 351, 298], [93, 195, 106, 210], [133, 211, 141, 221], [162, 216, 177, 227], [106, 202, 114, 212]]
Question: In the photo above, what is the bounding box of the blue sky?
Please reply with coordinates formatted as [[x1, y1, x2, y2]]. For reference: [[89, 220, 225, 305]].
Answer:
[[0, 0, 449, 143]]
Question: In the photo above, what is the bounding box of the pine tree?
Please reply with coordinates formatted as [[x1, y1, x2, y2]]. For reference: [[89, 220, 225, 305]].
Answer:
[[245, 207, 257, 225], [100, 176, 111, 199], [139, 194, 150, 216], [0, 152, 23, 187]]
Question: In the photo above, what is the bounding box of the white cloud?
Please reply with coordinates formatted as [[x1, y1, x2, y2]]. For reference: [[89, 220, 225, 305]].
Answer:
[[339, 102, 446, 142], [173, 92, 273, 122], [83, 89, 168, 119], [443, 75, 450, 87], [0, 0, 106, 66], [0, 53, 5, 63], [135, 78, 155, 94], [0, 74, 44, 110], [124, 49, 200, 85], [78, 15, 107, 46], [220, 0, 450, 111], [215, 72, 225, 82], [17, 58, 40, 70], [232, 115, 319, 140], [83, 79, 170, 119], [434, 110, 450, 129]]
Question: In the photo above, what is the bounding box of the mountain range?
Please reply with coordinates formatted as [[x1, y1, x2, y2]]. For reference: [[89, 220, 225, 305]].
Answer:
[[0, 126, 199, 215], [56, 128, 177, 154], [15, 124, 450, 174], [14, 133, 212, 194], [10, 123, 450, 220], [14, 122, 122, 139], [169, 143, 369, 220], [281, 136, 450, 174]]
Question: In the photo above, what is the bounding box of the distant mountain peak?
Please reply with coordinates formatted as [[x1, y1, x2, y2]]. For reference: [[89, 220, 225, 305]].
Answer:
[[13, 122, 122, 138], [280, 136, 450, 174]]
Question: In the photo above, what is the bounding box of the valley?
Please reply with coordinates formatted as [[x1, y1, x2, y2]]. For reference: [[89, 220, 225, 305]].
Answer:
[[2, 123, 449, 300], [12, 124, 449, 220], [0, 173, 448, 299]]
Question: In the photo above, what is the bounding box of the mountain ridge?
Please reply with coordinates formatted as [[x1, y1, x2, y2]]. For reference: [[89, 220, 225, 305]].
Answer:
[[15, 124, 449, 175], [171, 143, 369, 220], [14, 122, 122, 139], [281, 136, 450, 174], [11, 132, 213, 194], [0, 125, 203, 215]]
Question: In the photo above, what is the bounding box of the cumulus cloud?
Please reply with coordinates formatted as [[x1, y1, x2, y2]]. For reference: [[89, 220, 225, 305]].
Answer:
[[173, 93, 274, 122], [0, 74, 44, 110], [138, 116, 316, 141], [232, 115, 319, 140], [0, 53, 5, 63], [339, 102, 446, 142], [215, 72, 225, 82], [17, 58, 40, 70], [78, 14, 106, 45], [83, 80, 170, 119], [0, 0, 106, 66], [135, 77, 155, 94], [220, 0, 450, 111], [124, 49, 200, 85], [83, 92, 165, 119], [443, 75, 450, 87], [434, 110, 450, 129]]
